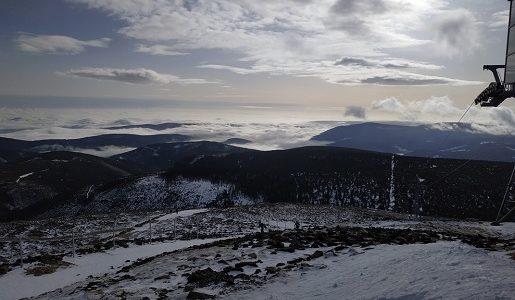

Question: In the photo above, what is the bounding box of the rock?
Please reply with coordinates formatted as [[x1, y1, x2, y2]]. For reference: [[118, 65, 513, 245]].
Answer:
[[290, 241, 305, 250], [314, 264, 327, 269], [0, 264, 10, 275], [276, 262, 285, 267], [307, 250, 324, 260], [223, 266, 244, 273], [334, 245, 347, 251], [119, 274, 134, 281], [235, 261, 259, 268], [154, 274, 170, 281], [254, 269, 262, 274], [187, 268, 234, 287], [348, 248, 364, 256], [270, 240, 285, 249], [186, 291, 215, 299], [287, 257, 304, 265], [84, 281, 102, 291], [156, 288, 169, 300], [248, 252, 258, 259], [178, 264, 191, 271], [324, 250, 336, 258], [278, 247, 295, 253], [235, 273, 251, 280], [265, 266, 278, 274]]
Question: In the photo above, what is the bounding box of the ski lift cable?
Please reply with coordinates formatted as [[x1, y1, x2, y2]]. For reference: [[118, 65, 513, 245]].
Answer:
[[423, 99, 476, 188], [426, 159, 473, 189], [423, 99, 476, 169], [457, 99, 476, 124]]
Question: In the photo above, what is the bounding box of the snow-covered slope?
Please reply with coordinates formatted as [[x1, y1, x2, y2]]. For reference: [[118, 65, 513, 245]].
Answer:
[[227, 241, 515, 300], [0, 238, 226, 299], [78, 175, 256, 214]]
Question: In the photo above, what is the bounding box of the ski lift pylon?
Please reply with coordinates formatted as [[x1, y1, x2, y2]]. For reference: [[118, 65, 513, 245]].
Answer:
[[475, 0, 515, 107]]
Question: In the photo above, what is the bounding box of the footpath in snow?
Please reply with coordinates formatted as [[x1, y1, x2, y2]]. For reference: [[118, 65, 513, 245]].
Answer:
[[0, 207, 214, 300], [0, 238, 224, 299], [155, 208, 209, 222]]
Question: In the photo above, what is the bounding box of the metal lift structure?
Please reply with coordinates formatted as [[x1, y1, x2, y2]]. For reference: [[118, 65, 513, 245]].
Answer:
[[475, 0, 515, 224]]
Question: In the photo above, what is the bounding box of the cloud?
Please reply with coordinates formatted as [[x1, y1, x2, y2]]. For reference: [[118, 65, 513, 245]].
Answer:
[[371, 96, 462, 120], [344, 106, 366, 119], [335, 57, 442, 70], [135, 44, 189, 56], [30, 145, 135, 157], [369, 96, 515, 134], [433, 10, 480, 57], [15, 33, 111, 55], [59, 67, 214, 85], [200, 60, 479, 86], [372, 97, 407, 114], [359, 75, 465, 86], [198, 64, 263, 75], [329, 0, 399, 35], [331, 0, 390, 16], [490, 10, 509, 29], [69, 0, 478, 86], [484, 106, 515, 127]]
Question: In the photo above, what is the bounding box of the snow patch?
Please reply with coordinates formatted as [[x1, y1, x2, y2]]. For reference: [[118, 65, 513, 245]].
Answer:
[[0, 238, 226, 299], [16, 172, 35, 183]]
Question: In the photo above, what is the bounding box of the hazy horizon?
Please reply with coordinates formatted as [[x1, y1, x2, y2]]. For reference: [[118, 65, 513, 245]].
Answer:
[[1, 0, 514, 120], [3, 0, 515, 150]]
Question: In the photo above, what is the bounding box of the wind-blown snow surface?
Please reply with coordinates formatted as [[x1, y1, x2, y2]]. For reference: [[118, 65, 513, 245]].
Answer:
[[2, 205, 514, 299], [226, 241, 515, 300], [0, 238, 224, 300]]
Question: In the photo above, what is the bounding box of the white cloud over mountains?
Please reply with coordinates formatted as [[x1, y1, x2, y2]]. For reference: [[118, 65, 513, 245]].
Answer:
[[16, 33, 111, 55], [60, 67, 214, 85], [68, 0, 483, 86], [371, 96, 462, 120], [348, 96, 515, 134]]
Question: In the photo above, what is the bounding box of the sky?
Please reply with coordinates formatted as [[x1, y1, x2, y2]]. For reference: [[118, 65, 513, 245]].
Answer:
[[1, 0, 515, 137]]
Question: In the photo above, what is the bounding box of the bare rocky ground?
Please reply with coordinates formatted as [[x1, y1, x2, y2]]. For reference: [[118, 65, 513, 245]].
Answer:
[[1, 204, 514, 299]]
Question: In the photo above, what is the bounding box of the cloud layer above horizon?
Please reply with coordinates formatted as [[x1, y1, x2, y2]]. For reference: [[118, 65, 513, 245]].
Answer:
[[62, 0, 488, 86], [0, 0, 511, 116], [6, 0, 503, 88]]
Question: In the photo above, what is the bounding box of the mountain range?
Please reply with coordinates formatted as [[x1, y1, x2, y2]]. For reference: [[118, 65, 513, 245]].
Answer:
[[1, 122, 515, 222], [312, 122, 515, 162]]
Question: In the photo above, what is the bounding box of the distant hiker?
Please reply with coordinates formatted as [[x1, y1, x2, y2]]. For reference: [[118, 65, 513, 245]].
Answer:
[[294, 220, 300, 230], [259, 221, 267, 233]]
